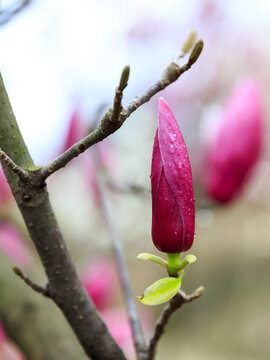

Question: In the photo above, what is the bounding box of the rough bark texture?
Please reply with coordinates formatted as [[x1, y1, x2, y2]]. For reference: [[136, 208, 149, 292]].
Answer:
[[0, 73, 126, 360], [0, 255, 88, 360]]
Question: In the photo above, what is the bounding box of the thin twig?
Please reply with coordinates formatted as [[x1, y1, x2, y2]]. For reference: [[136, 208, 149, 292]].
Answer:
[[0, 149, 29, 180], [12, 266, 50, 298], [147, 286, 204, 360], [40, 40, 203, 180], [107, 180, 150, 197], [0, 0, 33, 26], [94, 150, 147, 360], [124, 39, 203, 117]]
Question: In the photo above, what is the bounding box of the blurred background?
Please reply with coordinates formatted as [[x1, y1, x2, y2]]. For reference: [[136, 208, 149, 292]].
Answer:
[[0, 0, 270, 359]]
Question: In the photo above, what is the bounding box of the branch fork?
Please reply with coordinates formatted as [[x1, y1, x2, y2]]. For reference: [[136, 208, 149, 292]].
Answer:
[[0, 148, 29, 180], [146, 286, 204, 360], [12, 266, 50, 298], [0, 30, 205, 360]]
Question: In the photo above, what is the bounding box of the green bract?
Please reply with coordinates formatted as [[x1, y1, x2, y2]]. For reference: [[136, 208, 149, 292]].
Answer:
[[137, 276, 182, 306]]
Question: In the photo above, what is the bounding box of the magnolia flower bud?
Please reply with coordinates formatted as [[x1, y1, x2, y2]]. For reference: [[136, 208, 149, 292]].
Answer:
[[205, 80, 264, 203], [151, 98, 195, 253]]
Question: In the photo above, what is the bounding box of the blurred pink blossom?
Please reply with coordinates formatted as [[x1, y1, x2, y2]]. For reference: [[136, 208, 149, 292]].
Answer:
[[204, 80, 264, 203], [101, 307, 150, 357], [81, 258, 151, 356], [0, 165, 11, 205], [62, 107, 117, 206], [0, 322, 7, 343], [198, 0, 223, 24], [61, 107, 85, 153], [0, 321, 27, 360], [81, 258, 118, 311], [101, 308, 133, 355], [127, 17, 162, 42], [0, 223, 32, 266]]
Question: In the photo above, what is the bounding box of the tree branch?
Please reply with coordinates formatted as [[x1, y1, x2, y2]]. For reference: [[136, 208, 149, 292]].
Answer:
[[0, 72, 126, 360], [0, 35, 204, 359], [0, 148, 29, 180], [12, 265, 50, 298], [0, 0, 33, 26], [94, 149, 147, 360], [40, 39, 203, 180], [0, 254, 89, 360], [146, 286, 204, 360]]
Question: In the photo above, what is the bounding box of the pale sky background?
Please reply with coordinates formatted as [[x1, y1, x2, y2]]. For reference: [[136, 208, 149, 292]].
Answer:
[[0, 0, 269, 162]]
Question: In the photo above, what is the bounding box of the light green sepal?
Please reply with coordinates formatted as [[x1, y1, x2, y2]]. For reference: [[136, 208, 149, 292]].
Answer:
[[137, 253, 167, 269], [178, 254, 196, 270], [137, 277, 182, 306]]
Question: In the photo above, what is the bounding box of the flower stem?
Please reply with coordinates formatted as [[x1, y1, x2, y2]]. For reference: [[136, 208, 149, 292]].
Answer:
[[167, 253, 181, 277]]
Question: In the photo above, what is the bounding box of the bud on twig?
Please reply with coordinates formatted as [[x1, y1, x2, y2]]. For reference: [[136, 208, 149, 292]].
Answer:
[[119, 65, 130, 91], [181, 30, 197, 54], [188, 39, 204, 66], [137, 98, 197, 305]]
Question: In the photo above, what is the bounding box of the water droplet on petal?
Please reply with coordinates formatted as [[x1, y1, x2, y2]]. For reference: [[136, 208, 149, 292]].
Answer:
[[178, 191, 183, 197], [170, 144, 175, 153], [174, 231, 178, 237], [169, 133, 176, 142], [164, 139, 168, 145]]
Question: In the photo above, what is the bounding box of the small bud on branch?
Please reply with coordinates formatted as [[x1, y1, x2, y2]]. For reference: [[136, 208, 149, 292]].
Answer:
[[119, 65, 130, 91], [188, 39, 204, 66], [181, 30, 197, 54]]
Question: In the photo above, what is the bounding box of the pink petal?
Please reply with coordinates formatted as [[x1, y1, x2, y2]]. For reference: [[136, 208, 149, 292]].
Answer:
[[151, 134, 184, 252]]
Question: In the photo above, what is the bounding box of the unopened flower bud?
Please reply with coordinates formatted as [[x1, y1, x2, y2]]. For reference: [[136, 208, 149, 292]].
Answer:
[[151, 98, 195, 253], [205, 80, 264, 203]]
